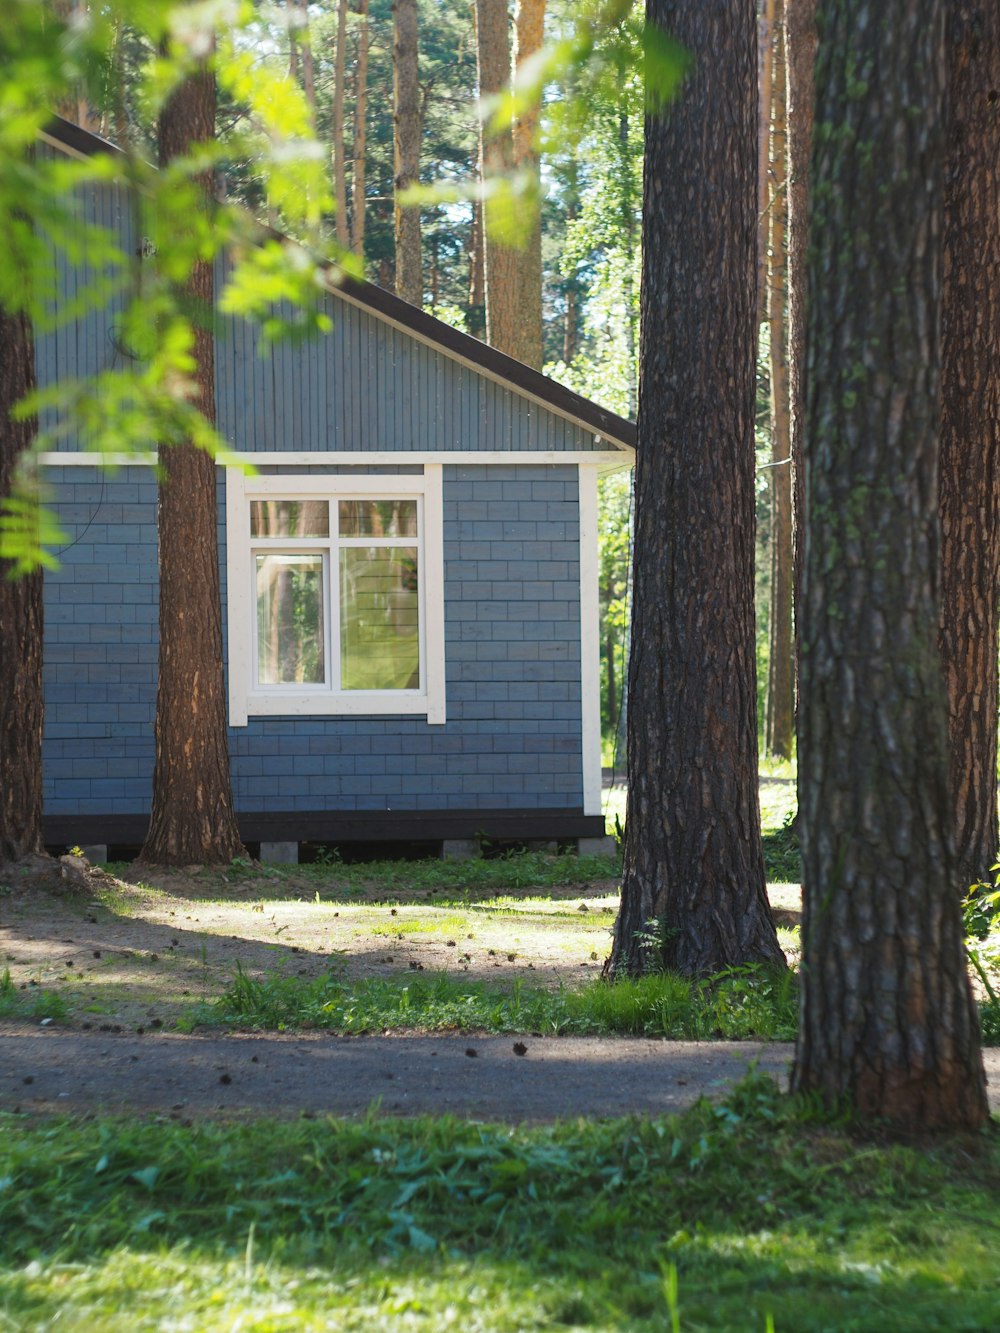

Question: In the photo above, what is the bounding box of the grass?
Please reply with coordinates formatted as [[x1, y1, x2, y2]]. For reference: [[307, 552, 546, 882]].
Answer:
[[0, 967, 70, 1023], [104, 850, 621, 902], [213, 963, 800, 1040], [1, 1078, 998, 1330]]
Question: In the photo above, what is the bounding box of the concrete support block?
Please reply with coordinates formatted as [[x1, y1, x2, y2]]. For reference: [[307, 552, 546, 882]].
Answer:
[[440, 838, 481, 861], [577, 835, 618, 858], [260, 840, 299, 865], [80, 844, 108, 864]]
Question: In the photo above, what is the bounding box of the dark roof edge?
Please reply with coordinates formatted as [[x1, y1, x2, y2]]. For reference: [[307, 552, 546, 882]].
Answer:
[[42, 114, 126, 160], [41, 115, 637, 453], [332, 275, 635, 451]]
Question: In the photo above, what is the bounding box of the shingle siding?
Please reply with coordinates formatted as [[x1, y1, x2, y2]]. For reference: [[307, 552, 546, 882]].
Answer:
[[43, 465, 585, 816], [36, 169, 600, 829]]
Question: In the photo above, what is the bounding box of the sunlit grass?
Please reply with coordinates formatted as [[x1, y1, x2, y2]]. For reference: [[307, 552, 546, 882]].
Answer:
[[1, 1081, 998, 1331], [213, 963, 800, 1040]]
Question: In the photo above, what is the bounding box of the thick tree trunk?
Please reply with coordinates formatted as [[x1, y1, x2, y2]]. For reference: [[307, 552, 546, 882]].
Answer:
[[791, 0, 988, 1129], [938, 3, 1000, 891], [333, 0, 350, 250], [476, 0, 520, 357], [512, 0, 545, 370], [608, 0, 783, 978], [393, 0, 422, 306], [784, 0, 815, 668], [139, 65, 245, 867], [350, 0, 370, 260], [0, 306, 44, 864], [765, 0, 794, 758]]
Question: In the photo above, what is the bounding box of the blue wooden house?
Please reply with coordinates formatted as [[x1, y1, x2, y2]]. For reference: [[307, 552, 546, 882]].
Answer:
[[36, 117, 634, 859]]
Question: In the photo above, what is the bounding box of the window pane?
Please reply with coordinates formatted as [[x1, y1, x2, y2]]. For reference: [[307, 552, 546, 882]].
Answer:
[[340, 547, 419, 690], [255, 554, 325, 685], [251, 500, 329, 538], [338, 499, 418, 537]]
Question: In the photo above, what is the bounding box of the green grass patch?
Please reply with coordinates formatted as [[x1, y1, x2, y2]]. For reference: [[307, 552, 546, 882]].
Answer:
[[1, 1079, 998, 1330], [0, 967, 70, 1023], [214, 963, 800, 1040], [761, 815, 801, 884]]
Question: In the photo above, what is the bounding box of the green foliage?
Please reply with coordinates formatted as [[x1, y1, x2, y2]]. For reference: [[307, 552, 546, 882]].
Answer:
[[214, 960, 799, 1040], [964, 866, 1000, 1036], [761, 812, 801, 884], [0, 0, 340, 574], [0, 968, 70, 1022], [0, 1085, 998, 1329]]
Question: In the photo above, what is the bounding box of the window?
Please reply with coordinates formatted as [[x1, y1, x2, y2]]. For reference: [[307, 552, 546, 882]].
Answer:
[[226, 469, 444, 725]]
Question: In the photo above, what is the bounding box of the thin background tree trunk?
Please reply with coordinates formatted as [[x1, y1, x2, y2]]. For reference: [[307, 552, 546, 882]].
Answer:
[[757, 0, 775, 327], [468, 198, 486, 338], [0, 305, 44, 863], [298, 0, 316, 123], [476, 0, 520, 356], [350, 0, 370, 259], [393, 0, 422, 305], [785, 0, 815, 673], [608, 0, 783, 978], [139, 62, 246, 866], [765, 0, 794, 758], [791, 0, 987, 1130], [512, 0, 545, 370], [938, 2, 1000, 890], [333, 0, 350, 250]]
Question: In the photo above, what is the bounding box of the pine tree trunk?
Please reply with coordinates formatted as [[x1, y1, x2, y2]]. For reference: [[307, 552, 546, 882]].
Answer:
[[476, 0, 520, 356], [0, 305, 44, 864], [468, 198, 486, 338], [938, 3, 1000, 891], [350, 0, 370, 259], [765, 0, 794, 759], [784, 0, 815, 668], [791, 0, 988, 1130], [512, 0, 545, 370], [757, 0, 775, 328], [393, 0, 422, 306], [608, 0, 783, 979], [139, 65, 245, 867], [298, 0, 316, 123], [333, 0, 350, 250]]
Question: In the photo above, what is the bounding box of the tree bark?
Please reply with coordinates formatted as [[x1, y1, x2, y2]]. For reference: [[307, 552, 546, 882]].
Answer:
[[938, 2, 1000, 891], [765, 0, 794, 758], [784, 0, 815, 671], [791, 0, 988, 1130], [757, 0, 775, 328], [139, 64, 246, 867], [512, 0, 545, 370], [476, 0, 520, 356], [333, 0, 350, 250], [608, 0, 783, 978], [298, 0, 316, 124], [467, 198, 486, 339], [0, 305, 44, 864], [393, 0, 422, 306], [350, 0, 370, 260]]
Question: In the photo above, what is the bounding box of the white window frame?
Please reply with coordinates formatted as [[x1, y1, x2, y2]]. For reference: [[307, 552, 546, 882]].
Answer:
[[226, 466, 445, 726]]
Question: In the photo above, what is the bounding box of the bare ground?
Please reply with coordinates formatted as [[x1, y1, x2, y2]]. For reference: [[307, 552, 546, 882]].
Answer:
[[6, 858, 992, 1123]]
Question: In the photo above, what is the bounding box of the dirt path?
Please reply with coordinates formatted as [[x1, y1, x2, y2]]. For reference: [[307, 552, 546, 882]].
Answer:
[[2, 853, 993, 1124], [3, 1027, 998, 1123], [0, 1025, 794, 1122]]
